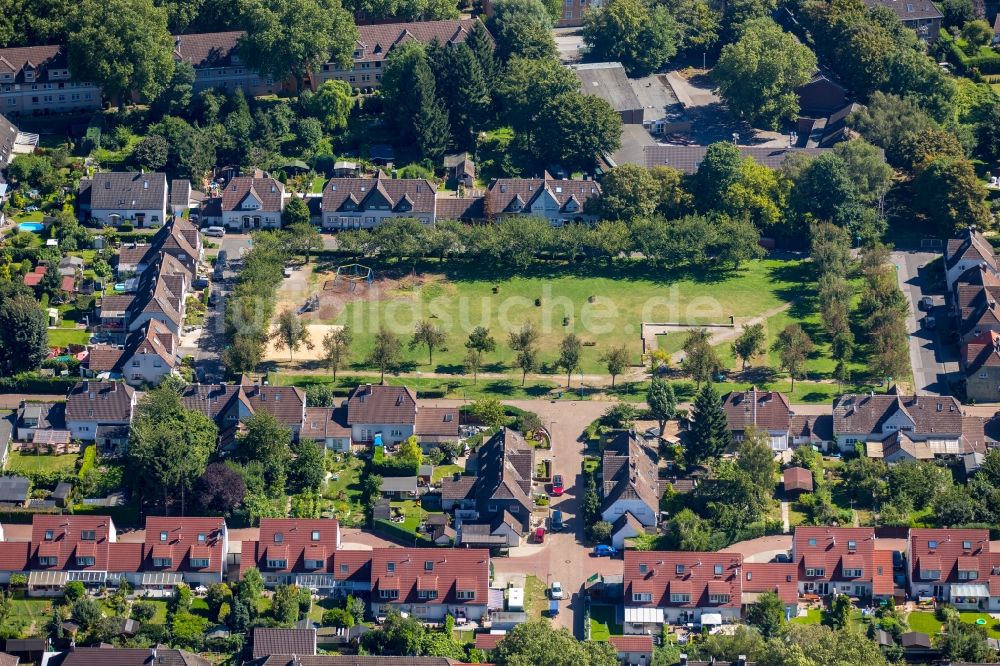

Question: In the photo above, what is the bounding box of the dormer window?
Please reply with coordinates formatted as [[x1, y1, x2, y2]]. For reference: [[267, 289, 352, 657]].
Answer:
[[198, 533, 206, 543], [44, 530, 54, 541], [632, 592, 652, 602], [76, 556, 95, 567], [160, 531, 168, 542], [457, 589, 476, 600], [964, 541, 973, 550], [153, 557, 173, 567], [380, 588, 399, 599], [190, 558, 210, 568], [81, 530, 96, 541], [312, 530, 321, 541], [929, 540, 938, 550], [274, 533, 283, 543], [847, 540, 856, 551], [424, 561, 434, 571], [639, 564, 648, 574], [39, 556, 57, 566], [387, 562, 395, 573], [418, 589, 438, 600], [266, 558, 286, 569]]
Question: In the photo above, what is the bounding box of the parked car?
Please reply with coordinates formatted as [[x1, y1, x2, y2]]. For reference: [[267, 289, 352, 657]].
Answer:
[[204, 226, 225, 237], [593, 544, 617, 557], [208, 291, 220, 307], [919, 296, 933, 311], [551, 474, 564, 496], [549, 581, 564, 600], [551, 510, 564, 531], [534, 527, 545, 543]]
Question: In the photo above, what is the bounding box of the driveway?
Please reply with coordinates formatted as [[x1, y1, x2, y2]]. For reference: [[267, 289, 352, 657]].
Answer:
[[892, 250, 959, 395], [425, 398, 621, 635], [194, 233, 253, 381]]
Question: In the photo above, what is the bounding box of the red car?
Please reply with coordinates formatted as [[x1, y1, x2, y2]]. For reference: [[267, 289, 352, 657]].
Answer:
[[551, 474, 564, 496], [534, 527, 546, 543]]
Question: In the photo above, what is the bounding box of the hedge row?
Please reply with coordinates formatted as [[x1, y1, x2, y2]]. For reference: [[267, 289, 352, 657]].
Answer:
[[940, 33, 1000, 74], [373, 518, 432, 546], [0, 374, 77, 394]]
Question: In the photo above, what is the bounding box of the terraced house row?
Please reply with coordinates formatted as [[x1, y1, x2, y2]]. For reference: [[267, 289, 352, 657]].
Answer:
[[0, 515, 489, 623], [0, 19, 487, 117]]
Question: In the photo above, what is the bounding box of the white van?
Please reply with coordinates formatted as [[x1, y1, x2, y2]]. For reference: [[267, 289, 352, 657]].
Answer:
[[204, 226, 226, 237]]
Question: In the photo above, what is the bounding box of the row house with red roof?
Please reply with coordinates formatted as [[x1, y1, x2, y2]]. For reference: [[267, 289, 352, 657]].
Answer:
[[239, 519, 369, 596], [0, 515, 227, 596], [907, 528, 1000, 610], [622, 551, 797, 633], [369, 547, 490, 623], [320, 174, 437, 229], [791, 527, 893, 599]]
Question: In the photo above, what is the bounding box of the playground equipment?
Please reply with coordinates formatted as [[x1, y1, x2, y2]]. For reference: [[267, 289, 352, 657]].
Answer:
[[297, 295, 320, 315], [329, 263, 374, 292]]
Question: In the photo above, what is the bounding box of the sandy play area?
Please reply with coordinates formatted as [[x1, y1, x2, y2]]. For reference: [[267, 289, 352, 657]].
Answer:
[[263, 323, 344, 362]]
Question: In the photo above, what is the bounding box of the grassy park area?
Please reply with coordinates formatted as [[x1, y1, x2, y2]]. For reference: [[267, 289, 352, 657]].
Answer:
[[330, 258, 808, 374]]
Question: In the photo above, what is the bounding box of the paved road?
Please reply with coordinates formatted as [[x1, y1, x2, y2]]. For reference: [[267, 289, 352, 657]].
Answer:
[[892, 250, 959, 395], [193, 234, 253, 382]]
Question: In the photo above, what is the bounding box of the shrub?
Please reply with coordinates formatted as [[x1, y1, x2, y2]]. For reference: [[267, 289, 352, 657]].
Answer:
[[131, 601, 157, 622], [63, 580, 86, 601]]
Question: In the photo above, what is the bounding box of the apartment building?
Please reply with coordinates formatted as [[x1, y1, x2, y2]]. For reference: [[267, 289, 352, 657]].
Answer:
[[0, 44, 102, 116], [321, 175, 437, 229], [173, 31, 280, 97], [310, 19, 483, 91]]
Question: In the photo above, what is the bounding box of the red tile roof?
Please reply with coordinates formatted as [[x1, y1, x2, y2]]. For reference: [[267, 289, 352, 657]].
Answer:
[[414, 406, 459, 438], [107, 542, 143, 573], [794, 527, 875, 583], [143, 517, 226, 573], [371, 547, 489, 607], [0, 542, 30, 572], [624, 551, 743, 609], [872, 550, 895, 597], [743, 562, 797, 605], [173, 31, 244, 68], [65, 381, 135, 424], [301, 407, 351, 441], [473, 634, 504, 651], [608, 635, 653, 654], [240, 519, 340, 575], [783, 466, 813, 492], [30, 515, 116, 571], [484, 178, 599, 217], [909, 528, 990, 584]]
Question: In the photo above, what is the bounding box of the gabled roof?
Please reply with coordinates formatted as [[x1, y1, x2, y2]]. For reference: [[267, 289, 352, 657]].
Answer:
[[83, 172, 167, 212], [722, 387, 792, 432], [624, 550, 743, 609], [173, 31, 244, 68], [180, 381, 305, 429], [909, 528, 991, 584], [142, 517, 226, 573], [252, 628, 316, 660], [0, 113, 17, 167], [484, 178, 600, 216], [301, 407, 351, 441], [832, 392, 963, 438], [65, 381, 135, 423], [321, 177, 436, 215], [345, 384, 418, 425], [860, 0, 942, 20], [608, 635, 653, 654], [601, 431, 660, 514], [793, 527, 875, 583], [352, 19, 483, 64], [221, 177, 284, 213], [0, 44, 69, 84], [947, 228, 997, 271], [370, 547, 489, 606], [435, 196, 484, 221], [743, 562, 797, 605], [414, 406, 459, 438], [169, 179, 192, 207], [29, 515, 116, 571], [45, 647, 210, 666], [475, 428, 534, 506], [782, 466, 813, 492]]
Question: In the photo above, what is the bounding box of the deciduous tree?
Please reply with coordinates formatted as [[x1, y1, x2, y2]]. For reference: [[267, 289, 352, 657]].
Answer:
[[322, 326, 353, 380], [488, 0, 557, 62], [410, 320, 447, 365], [557, 333, 583, 389], [464, 326, 496, 384], [732, 322, 766, 371], [600, 345, 629, 387], [583, 0, 678, 76], [367, 327, 403, 381], [509, 323, 540, 385], [772, 323, 813, 390], [272, 308, 314, 362]]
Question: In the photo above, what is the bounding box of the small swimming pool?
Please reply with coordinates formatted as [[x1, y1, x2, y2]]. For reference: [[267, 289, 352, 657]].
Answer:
[[18, 222, 44, 233], [114, 283, 127, 292]]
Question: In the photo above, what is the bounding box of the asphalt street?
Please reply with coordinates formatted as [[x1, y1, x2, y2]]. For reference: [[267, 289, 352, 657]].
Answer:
[[892, 250, 959, 395]]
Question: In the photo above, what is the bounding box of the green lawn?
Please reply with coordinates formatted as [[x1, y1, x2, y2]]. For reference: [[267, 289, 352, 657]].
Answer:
[[270, 372, 560, 400], [48, 327, 90, 347], [6, 450, 80, 475], [139, 599, 170, 624], [523, 575, 548, 620], [389, 500, 429, 536], [431, 463, 463, 483], [7, 593, 53, 637], [590, 604, 622, 641], [11, 211, 44, 224], [959, 612, 1000, 638], [906, 611, 943, 636], [323, 455, 365, 526], [327, 258, 811, 374], [791, 608, 823, 625]]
